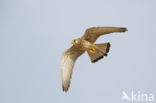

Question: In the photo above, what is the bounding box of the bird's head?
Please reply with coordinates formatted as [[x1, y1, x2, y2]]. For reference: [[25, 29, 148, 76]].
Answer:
[[71, 38, 81, 46]]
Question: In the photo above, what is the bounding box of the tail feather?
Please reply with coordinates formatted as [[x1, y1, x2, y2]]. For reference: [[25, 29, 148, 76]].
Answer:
[[87, 42, 110, 63]]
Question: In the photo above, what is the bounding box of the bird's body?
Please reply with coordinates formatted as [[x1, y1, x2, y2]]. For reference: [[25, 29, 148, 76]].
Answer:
[[61, 26, 127, 92], [72, 38, 96, 53]]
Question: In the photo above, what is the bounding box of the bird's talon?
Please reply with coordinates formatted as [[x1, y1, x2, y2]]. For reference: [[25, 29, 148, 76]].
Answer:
[[89, 48, 96, 53]]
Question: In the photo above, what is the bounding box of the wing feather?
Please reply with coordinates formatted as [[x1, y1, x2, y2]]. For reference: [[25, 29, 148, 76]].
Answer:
[[82, 27, 127, 43], [61, 46, 84, 92]]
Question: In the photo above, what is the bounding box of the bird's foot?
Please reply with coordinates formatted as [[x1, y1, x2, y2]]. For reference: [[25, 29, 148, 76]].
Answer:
[[89, 48, 96, 53]]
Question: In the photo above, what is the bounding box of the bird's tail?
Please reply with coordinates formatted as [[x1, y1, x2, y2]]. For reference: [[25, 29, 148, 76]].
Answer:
[[87, 42, 110, 63]]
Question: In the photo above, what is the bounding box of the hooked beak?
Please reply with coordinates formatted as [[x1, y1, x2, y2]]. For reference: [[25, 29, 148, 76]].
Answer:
[[71, 40, 74, 44]]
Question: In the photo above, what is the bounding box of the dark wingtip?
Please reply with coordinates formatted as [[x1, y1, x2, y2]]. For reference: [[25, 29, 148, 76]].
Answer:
[[120, 27, 128, 32], [62, 85, 69, 93]]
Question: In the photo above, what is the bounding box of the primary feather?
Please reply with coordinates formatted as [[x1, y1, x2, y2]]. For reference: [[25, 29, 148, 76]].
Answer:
[[61, 46, 84, 92], [82, 27, 127, 43]]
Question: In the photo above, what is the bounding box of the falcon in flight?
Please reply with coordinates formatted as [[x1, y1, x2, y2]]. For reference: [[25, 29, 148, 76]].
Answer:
[[61, 26, 127, 92]]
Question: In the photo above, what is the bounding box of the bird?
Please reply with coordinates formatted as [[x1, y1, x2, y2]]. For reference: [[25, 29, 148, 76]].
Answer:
[[61, 26, 127, 92]]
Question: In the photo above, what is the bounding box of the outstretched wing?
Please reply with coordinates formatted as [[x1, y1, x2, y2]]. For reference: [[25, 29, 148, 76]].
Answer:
[[81, 27, 127, 43], [61, 46, 84, 92]]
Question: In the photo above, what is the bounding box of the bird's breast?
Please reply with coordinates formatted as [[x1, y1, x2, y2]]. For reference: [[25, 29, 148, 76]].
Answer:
[[81, 40, 93, 51]]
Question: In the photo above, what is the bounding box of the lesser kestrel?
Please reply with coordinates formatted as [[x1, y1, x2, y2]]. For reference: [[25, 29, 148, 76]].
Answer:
[[61, 26, 127, 92]]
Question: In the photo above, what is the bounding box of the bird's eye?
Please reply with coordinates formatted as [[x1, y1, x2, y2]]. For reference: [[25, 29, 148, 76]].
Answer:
[[75, 40, 80, 44], [75, 40, 78, 43]]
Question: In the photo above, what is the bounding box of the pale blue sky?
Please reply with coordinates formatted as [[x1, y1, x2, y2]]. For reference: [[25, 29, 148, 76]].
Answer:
[[0, 0, 156, 103]]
